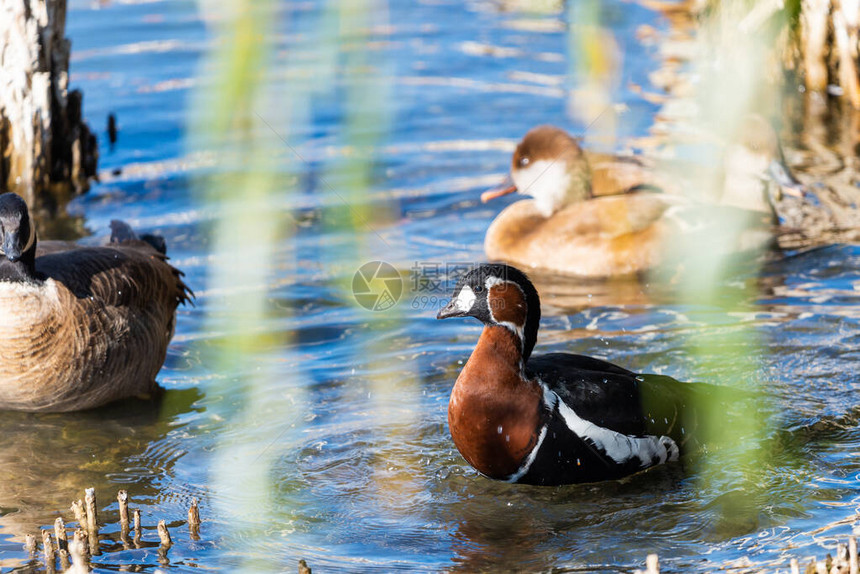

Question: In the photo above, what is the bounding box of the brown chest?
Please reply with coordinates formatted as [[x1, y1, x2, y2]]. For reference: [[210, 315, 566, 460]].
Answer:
[[447, 330, 544, 479]]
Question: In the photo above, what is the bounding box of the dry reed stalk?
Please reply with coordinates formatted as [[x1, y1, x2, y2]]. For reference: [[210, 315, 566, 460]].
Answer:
[[157, 520, 172, 549], [54, 517, 67, 551], [41, 529, 55, 571], [67, 537, 89, 574], [70, 500, 86, 530], [84, 488, 99, 556], [24, 533, 36, 554], [133, 508, 142, 548], [188, 498, 200, 540], [802, 0, 831, 92], [72, 529, 89, 568], [118, 490, 129, 525], [832, 0, 860, 106], [849, 537, 858, 574], [58, 548, 71, 572]]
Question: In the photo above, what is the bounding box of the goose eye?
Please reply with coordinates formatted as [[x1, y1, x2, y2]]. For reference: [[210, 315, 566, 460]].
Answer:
[[518, 156, 530, 167], [474, 285, 484, 294]]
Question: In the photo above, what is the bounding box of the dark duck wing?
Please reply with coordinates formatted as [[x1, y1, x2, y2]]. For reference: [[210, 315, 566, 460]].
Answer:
[[517, 353, 679, 485], [526, 352, 645, 437], [36, 244, 192, 309]]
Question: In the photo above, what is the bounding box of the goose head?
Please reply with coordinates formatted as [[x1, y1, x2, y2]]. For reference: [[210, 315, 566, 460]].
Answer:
[[0, 193, 38, 281], [436, 263, 542, 361], [482, 126, 592, 218]]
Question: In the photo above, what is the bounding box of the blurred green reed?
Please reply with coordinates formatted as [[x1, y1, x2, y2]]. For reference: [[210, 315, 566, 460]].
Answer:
[[661, 0, 791, 531], [189, 0, 800, 563], [568, 0, 797, 534], [567, 0, 622, 150], [191, 0, 402, 568]]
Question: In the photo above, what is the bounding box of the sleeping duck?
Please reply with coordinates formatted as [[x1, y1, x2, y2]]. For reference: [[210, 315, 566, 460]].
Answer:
[[0, 192, 192, 412], [482, 123, 803, 277]]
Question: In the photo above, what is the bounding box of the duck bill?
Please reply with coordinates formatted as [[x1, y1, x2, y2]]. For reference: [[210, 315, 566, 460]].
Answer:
[[480, 176, 517, 203], [436, 299, 467, 320], [768, 158, 805, 198], [2, 231, 22, 262]]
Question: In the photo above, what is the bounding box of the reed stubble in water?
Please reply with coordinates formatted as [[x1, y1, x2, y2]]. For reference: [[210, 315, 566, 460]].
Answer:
[[637, 536, 860, 573], [41, 529, 55, 573], [83, 488, 99, 556], [21, 488, 201, 572], [188, 497, 200, 540]]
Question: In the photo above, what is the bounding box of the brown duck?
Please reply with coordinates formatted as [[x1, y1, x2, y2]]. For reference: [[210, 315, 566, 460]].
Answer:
[[0, 192, 192, 412], [481, 125, 674, 277], [482, 123, 804, 277]]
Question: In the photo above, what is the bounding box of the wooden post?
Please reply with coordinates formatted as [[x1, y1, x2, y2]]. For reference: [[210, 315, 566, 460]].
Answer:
[[0, 0, 98, 208]]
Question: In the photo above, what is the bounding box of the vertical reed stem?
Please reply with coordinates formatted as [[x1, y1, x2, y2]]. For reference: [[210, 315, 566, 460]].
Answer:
[[84, 488, 99, 556], [41, 530, 55, 573], [54, 517, 67, 552]]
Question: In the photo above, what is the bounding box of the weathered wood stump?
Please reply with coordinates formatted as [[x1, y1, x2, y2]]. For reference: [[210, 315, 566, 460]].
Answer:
[[796, 0, 860, 107], [0, 0, 97, 211]]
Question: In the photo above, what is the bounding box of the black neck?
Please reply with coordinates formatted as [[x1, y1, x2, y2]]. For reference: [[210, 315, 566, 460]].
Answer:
[[0, 239, 38, 284]]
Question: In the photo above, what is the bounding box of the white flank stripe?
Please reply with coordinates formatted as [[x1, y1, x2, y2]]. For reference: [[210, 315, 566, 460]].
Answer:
[[542, 382, 678, 468], [506, 424, 548, 483]]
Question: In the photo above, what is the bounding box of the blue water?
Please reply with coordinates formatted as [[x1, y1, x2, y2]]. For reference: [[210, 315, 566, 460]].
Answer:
[[1, 0, 859, 572]]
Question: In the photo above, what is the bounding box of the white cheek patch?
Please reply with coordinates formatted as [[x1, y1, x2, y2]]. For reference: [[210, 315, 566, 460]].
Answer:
[[453, 285, 476, 313], [511, 160, 573, 217], [24, 214, 35, 252]]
